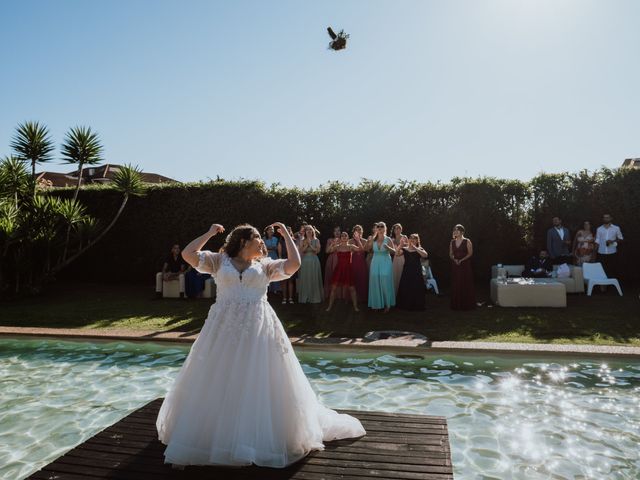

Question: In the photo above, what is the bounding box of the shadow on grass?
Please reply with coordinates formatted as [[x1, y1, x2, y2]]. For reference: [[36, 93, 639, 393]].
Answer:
[[1, 281, 639, 346]]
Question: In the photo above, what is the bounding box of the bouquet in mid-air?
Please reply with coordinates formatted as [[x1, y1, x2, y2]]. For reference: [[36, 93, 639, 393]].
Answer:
[[327, 27, 349, 51]]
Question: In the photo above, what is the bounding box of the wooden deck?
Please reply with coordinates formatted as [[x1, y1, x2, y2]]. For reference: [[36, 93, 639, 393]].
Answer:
[[28, 398, 454, 480]]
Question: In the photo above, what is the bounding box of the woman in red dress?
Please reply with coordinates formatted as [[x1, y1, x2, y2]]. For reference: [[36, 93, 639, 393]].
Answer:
[[449, 224, 476, 310], [324, 226, 342, 299], [350, 225, 368, 303], [326, 231, 361, 312]]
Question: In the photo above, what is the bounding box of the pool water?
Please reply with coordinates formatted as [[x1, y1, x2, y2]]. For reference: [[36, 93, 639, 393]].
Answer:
[[302, 350, 640, 479], [0, 338, 185, 480], [1, 338, 639, 480]]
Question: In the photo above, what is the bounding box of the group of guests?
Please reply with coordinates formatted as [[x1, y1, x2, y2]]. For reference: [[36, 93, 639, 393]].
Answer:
[[155, 244, 212, 299], [157, 221, 477, 310], [264, 221, 476, 312], [543, 213, 624, 278], [157, 213, 625, 308]]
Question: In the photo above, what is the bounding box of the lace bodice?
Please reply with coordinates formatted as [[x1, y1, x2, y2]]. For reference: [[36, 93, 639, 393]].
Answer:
[[196, 251, 291, 303]]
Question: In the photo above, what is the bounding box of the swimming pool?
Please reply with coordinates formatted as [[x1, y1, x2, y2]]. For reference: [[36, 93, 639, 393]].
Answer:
[[1, 337, 639, 479]]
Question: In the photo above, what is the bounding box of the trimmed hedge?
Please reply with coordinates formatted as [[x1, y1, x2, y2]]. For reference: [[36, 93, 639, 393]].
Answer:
[[53, 168, 640, 285]]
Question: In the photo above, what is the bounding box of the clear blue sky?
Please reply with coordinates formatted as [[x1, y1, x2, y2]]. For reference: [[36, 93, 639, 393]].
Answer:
[[1, 0, 638, 187]]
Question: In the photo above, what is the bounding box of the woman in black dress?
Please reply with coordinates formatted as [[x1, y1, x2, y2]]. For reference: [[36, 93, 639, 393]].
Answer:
[[449, 224, 476, 310], [396, 234, 429, 311]]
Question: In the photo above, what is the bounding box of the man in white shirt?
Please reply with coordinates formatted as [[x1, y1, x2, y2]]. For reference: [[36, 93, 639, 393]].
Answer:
[[595, 213, 623, 280]]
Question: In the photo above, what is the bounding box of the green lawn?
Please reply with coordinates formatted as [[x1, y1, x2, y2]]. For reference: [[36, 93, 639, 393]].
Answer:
[[2, 281, 639, 346]]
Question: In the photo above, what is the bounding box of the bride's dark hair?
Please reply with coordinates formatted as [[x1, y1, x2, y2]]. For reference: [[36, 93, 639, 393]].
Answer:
[[220, 224, 259, 257]]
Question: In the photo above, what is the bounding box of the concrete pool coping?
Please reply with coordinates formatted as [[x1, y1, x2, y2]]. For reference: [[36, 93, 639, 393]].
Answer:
[[2, 326, 640, 357]]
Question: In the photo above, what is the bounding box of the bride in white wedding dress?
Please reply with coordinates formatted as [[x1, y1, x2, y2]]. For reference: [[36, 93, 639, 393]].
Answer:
[[156, 222, 365, 468]]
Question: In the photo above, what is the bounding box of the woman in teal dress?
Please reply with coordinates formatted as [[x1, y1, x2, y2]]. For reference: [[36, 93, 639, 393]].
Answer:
[[297, 225, 324, 303], [367, 222, 396, 312]]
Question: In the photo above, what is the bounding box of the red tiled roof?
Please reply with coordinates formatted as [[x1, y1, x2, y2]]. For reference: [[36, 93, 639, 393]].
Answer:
[[36, 164, 178, 187]]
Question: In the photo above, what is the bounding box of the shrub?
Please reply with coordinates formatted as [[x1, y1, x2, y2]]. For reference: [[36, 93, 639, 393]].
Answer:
[[51, 168, 640, 285]]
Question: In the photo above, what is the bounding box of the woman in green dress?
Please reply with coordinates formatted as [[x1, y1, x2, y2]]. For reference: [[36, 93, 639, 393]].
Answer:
[[366, 222, 396, 312], [297, 225, 324, 303]]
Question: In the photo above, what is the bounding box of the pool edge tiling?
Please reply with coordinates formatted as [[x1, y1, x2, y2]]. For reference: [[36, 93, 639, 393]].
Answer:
[[2, 326, 640, 357]]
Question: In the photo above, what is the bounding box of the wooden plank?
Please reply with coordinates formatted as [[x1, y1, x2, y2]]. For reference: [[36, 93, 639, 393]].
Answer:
[[52, 451, 172, 475], [39, 463, 157, 480], [311, 449, 452, 466], [101, 423, 449, 448], [342, 410, 448, 422], [323, 443, 452, 459], [117, 418, 448, 439], [125, 404, 447, 425], [359, 419, 447, 430], [59, 445, 453, 473], [29, 472, 92, 480], [28, 399, 454, 480]]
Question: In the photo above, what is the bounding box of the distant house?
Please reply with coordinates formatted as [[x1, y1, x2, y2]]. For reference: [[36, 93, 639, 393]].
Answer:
[[621, 158, 640, 169], [36, 164, 179, 188]]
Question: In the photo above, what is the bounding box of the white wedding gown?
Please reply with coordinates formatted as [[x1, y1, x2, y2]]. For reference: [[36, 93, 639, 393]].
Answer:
[[156, 250, 365, 468]]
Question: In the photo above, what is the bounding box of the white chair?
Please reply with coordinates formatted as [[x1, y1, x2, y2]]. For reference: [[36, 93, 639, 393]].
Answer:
[[582, 262, 623, 296], [155, 272, 185, 298], [203, 278, 216, 299]]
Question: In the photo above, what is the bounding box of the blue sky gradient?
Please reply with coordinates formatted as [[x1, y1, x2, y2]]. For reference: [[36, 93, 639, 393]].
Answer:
[[1, 0, 638, 186]]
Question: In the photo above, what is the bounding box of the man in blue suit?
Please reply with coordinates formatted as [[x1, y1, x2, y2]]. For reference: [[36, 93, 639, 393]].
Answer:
[[546, 217, 572, 264], [523, 249, 554, 278]]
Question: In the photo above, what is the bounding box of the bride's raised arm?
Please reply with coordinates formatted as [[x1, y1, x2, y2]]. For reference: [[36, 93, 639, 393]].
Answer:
[[182, 224, 225, 267], [269, 222, 301, 275]]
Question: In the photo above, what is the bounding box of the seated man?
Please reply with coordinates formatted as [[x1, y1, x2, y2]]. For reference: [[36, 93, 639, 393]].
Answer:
[[155, 244, 187, 298], [522, 249, 553, 278]]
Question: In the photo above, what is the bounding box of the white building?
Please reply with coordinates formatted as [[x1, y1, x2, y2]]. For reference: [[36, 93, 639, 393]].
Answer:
[[621, 158, 640, 169]]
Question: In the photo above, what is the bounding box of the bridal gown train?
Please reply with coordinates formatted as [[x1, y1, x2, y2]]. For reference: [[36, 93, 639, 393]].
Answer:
[[156, 250, 365, 468]]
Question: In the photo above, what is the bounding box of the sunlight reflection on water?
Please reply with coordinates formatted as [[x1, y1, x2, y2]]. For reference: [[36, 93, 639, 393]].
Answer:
[[1, 338, 639, 480]]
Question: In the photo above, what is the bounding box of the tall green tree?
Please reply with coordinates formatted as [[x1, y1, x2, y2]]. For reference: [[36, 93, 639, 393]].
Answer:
[[60, 126, 104, 202], [0, 157, 33, 293], [59, 126, 104, 260], [0, 124, 146, 297], [51, 164, 146, 275], [9, 121, 55, 194], [0, 155, 31, 207]]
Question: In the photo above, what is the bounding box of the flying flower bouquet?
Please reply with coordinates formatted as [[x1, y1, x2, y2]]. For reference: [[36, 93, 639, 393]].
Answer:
[[327, 27, 349, 51]]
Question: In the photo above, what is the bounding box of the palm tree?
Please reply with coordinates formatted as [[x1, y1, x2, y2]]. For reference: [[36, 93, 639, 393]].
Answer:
[[0, 156, 29, 256], [60, 126, 104, 202], [9, 121, 55, 194], [0, 155, 31, 208], [76, 217, 100, 252], [0, 199, 20, 293], [52, 164, 146, 274], [0, 156, 29, 293], [0, 199, 20, 255], [59, 126, 103, 260], [51, 197, 88, 270]]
